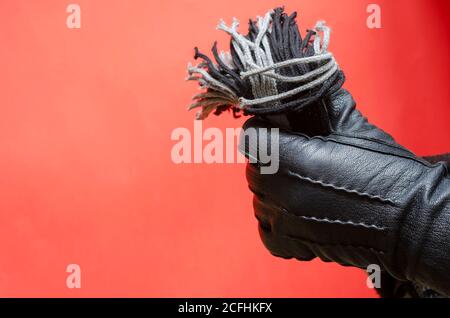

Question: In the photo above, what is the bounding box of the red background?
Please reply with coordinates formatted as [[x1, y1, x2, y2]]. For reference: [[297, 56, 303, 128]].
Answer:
[[0, 0, 449, 297]]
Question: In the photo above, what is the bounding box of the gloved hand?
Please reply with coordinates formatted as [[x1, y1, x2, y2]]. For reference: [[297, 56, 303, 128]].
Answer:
[[239, 89, 450, 296]]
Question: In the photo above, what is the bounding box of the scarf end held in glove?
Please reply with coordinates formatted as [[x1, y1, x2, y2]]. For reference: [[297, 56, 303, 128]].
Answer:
[[186, 7, 345, 135]]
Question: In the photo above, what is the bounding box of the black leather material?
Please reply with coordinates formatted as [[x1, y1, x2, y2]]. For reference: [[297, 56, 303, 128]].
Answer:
[[424, 154, 450, 167], [239, 89, 450, 296]]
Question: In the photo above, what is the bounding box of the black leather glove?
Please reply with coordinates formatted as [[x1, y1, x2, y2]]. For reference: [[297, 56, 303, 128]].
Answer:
[[239, 89, 450, 296]]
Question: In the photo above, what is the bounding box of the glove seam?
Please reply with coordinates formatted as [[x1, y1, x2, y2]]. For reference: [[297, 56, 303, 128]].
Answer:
[[288, 170, 398, 205], [310, 135, 436, 169], [279, 233, 386, 254], [330, 132, 415, 156], [288, 213, 385, 231], [256, 194, 386, 231]]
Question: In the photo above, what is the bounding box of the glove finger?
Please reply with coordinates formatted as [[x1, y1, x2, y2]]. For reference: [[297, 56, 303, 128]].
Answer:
[[253, 193, 385, 267], [253, 195, 316, 261], [326, 89, 396, 142], [257, 224, 316, 261]]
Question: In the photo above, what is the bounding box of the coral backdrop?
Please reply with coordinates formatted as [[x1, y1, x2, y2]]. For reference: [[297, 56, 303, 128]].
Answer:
[[0, 0, 449, 297]]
